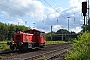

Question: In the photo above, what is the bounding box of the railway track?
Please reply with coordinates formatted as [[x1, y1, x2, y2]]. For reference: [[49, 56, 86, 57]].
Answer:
[[0, 50, 19, 55], [0, 43, 72, 60], [24, 44, 72, 60]]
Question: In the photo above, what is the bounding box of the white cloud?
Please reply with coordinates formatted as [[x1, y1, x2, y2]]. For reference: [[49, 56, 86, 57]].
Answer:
[[0, 0, 85, 33], [53, 25, 62, 31], [9, 18, 25, 25], [38, 0, 83, 33], [71, 26, 82, 33], [69, 0, 80, 7], [48, 13, 59, 19], [0, 0, 45, 20]]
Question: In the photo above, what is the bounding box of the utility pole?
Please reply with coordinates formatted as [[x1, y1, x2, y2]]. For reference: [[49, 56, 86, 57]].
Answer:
[[25, 21, 27, 25], [33, 22, 35, 29], [88, 0, 89, 20], [87, 0, 89, 25], [61, 29, 63, 41], [18, 22, 19, 26], [51, 25, 52, 40], [57, 19, 58, 24], [67, 17, 70, 32]]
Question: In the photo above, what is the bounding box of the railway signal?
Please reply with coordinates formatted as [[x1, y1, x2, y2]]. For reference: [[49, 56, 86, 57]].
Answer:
[[82, 1, 87, 32], [82, 2, 87, 16]]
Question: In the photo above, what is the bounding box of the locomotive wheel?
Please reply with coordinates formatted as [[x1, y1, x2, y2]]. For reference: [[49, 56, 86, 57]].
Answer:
[[19, 48, 28, 52], [10, 45, 14, 50], [40, 46, 44, 48]]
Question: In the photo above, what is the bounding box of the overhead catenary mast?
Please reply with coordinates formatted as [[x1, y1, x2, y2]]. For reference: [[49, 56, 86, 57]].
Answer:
[[86, 0, 89, 25], [87, 0, 89, 25], [67, 17, 70, 32]]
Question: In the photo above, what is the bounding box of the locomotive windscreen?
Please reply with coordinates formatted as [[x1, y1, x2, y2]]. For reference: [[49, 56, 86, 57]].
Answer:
[[34, 32, 39, 36]]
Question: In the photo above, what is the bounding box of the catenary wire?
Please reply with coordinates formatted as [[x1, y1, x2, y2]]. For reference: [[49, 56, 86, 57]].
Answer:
[[44, 0, 66, 19], [52, 0, 60, 7]]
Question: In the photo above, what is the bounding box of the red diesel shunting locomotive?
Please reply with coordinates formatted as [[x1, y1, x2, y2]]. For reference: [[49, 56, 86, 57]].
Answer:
[[7, 29, 45, 50]]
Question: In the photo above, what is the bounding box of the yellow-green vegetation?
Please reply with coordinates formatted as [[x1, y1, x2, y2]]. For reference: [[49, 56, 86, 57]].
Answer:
[[0, 41, 7, 44], [65, 32, 90, 60], [0, 56, 3, 59], [46, 41, 66, 44], [0, 41, 10, 52]]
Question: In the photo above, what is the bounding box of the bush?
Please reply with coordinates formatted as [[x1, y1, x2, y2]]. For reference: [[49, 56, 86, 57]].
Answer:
[[65, 32, 90, 60]]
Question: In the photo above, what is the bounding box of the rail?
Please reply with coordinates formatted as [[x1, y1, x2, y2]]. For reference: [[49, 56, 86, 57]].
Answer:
[[24, 45, 72, 60]]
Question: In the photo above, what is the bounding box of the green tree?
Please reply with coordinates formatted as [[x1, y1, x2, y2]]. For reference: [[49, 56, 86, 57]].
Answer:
[[46, 31, 55, 41], [56, 29, 70, 34], [0, 22, 31, 41], [0, 22, 8, 40]]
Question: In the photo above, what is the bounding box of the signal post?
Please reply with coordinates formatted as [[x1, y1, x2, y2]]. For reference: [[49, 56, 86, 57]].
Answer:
[[82, 1, 87, 32]]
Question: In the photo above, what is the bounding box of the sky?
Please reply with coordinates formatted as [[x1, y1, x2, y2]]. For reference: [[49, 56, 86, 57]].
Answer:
[[0, 0, 88, 33]]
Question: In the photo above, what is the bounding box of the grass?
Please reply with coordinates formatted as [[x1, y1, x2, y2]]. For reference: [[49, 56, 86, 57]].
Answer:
[[45, 41, 66, 44], [0, 41, 10, 52], [0, 40, 10, 44], [0, 40, 66, 51]]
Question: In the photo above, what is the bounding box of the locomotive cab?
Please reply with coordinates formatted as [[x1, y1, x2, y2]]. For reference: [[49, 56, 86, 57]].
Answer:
[[25, 29, 45, 48]]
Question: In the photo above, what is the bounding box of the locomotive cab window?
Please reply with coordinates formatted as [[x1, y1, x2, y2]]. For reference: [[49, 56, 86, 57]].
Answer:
[[34, 32, 40, 36], [40, 32, 45, 36]]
